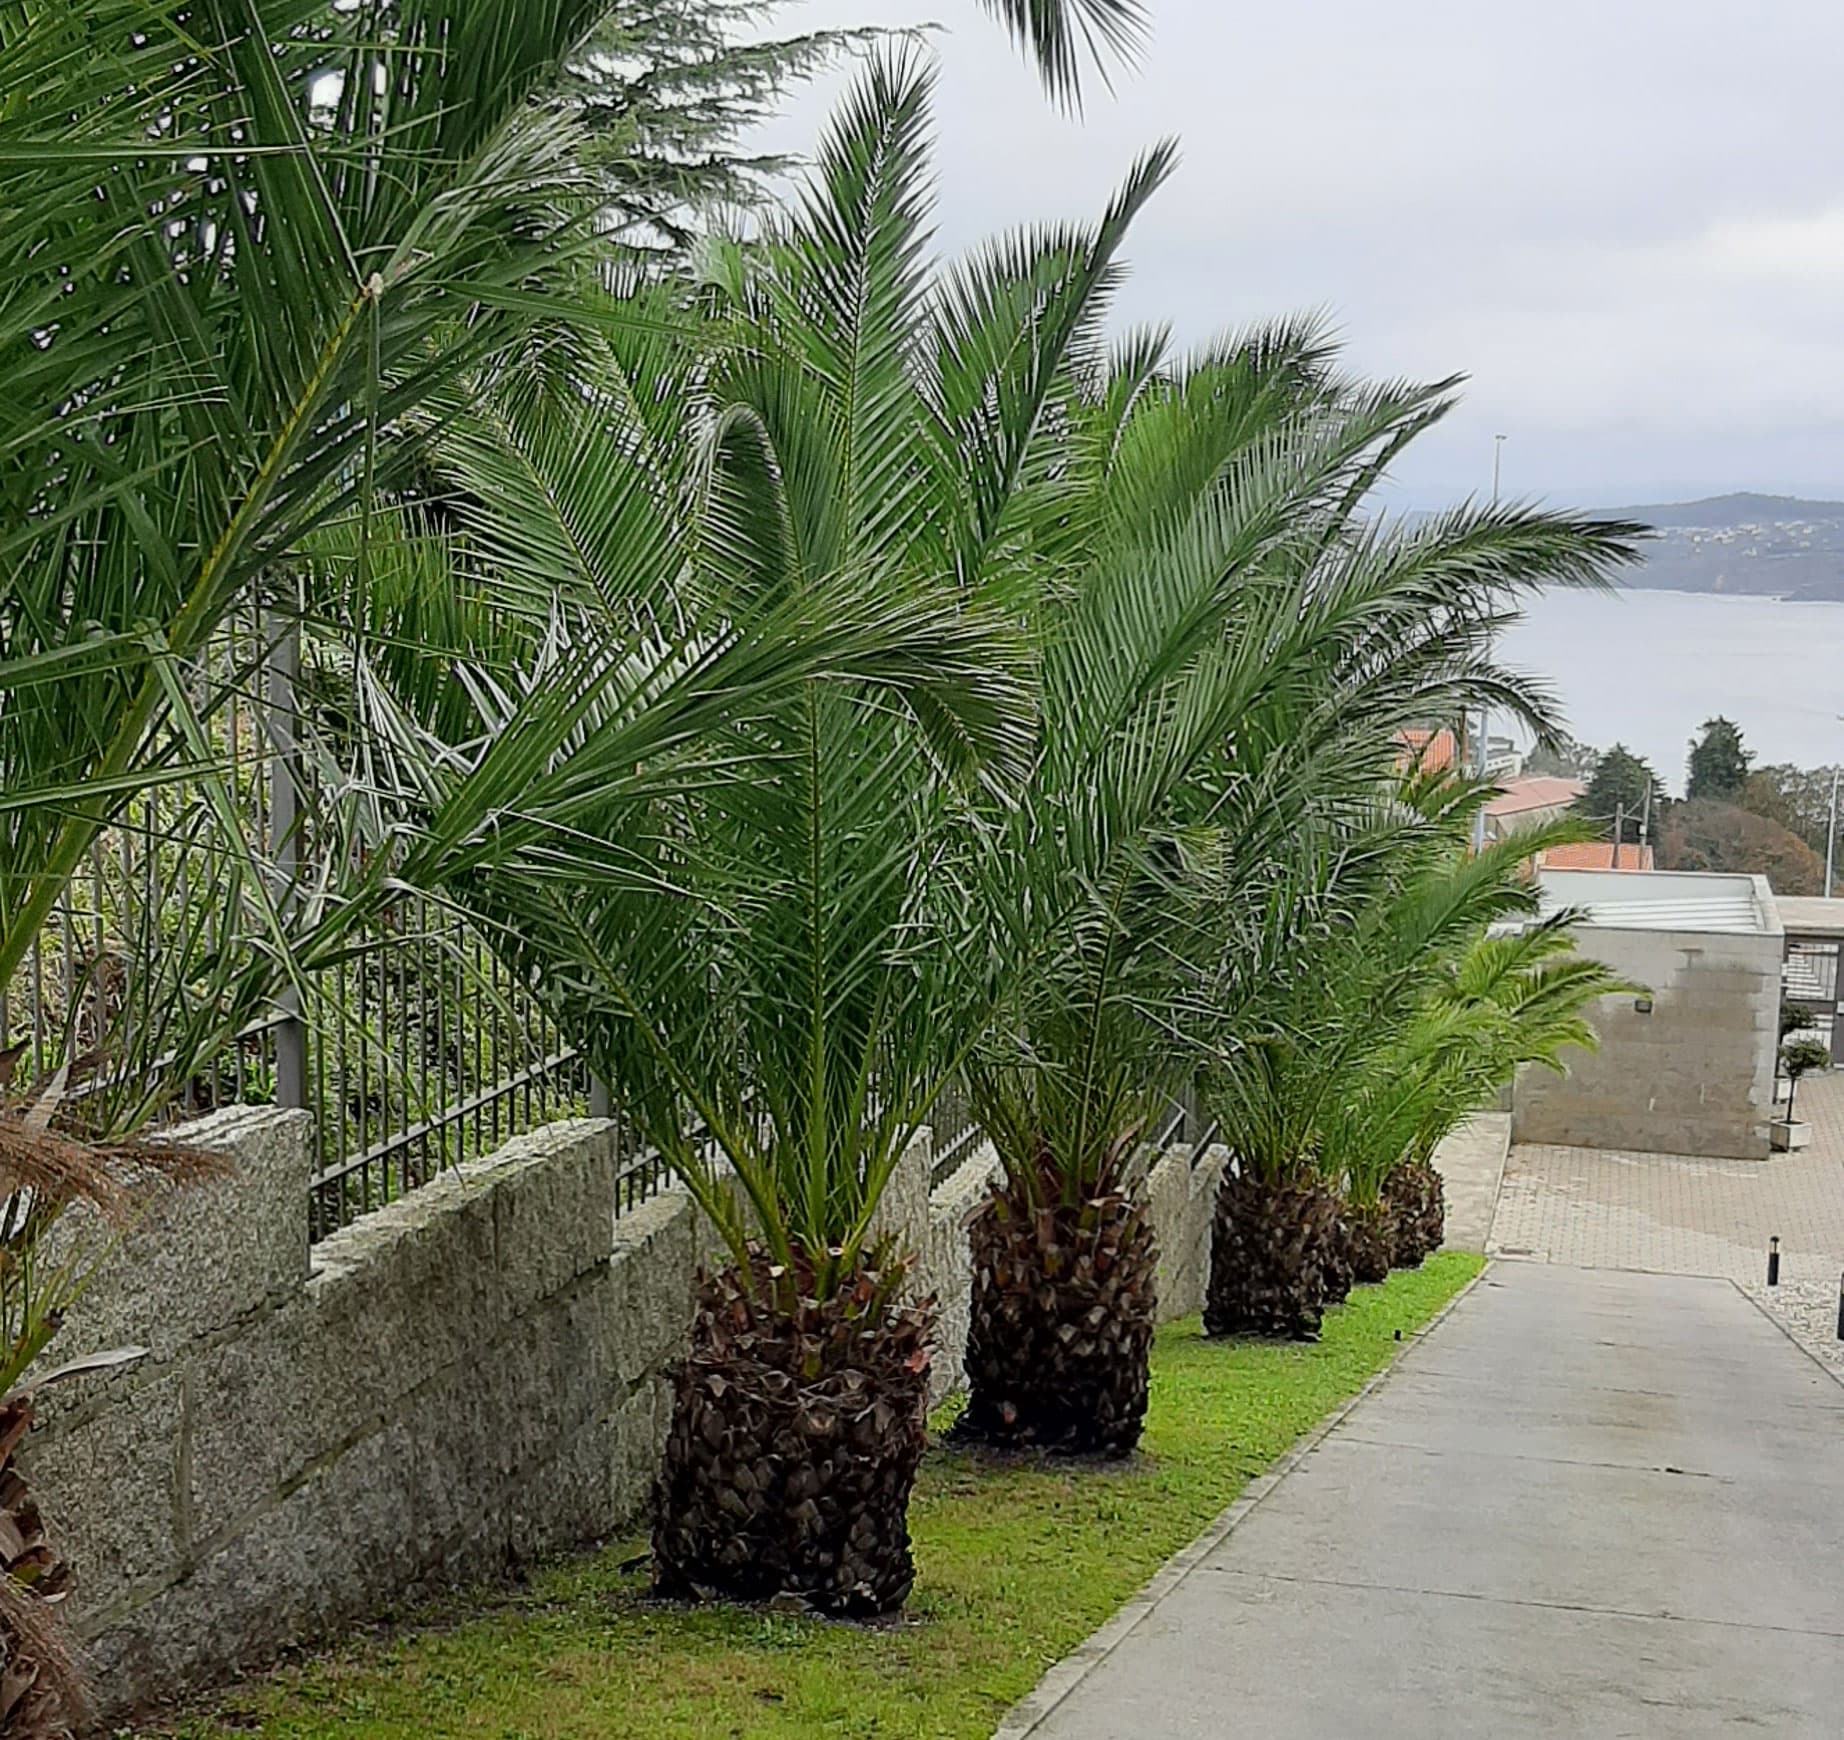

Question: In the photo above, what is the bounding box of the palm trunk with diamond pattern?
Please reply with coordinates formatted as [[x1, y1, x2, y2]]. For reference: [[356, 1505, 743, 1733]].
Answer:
[[652, 1251, 933, 1616], [959, 1174, 1158, 1458]]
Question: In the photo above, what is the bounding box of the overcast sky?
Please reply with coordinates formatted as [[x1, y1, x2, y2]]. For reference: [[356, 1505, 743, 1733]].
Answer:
[[755, 0, 1844, 511]]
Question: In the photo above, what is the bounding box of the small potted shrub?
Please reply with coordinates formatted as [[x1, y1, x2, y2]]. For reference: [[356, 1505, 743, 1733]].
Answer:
[[1772, 1036, 1830, 1151]]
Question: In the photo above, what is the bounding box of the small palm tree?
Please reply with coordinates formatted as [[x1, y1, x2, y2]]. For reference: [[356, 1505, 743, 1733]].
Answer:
[[957, 364, 1641, 1436], [1322, 913, 1636, 1274], [1204, 790, 1618, 1336]]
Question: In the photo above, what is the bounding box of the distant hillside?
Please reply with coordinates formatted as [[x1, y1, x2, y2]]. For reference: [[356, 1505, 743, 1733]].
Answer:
[[1617, 492, 1844, 530], [1606, 493, 1844, 600]]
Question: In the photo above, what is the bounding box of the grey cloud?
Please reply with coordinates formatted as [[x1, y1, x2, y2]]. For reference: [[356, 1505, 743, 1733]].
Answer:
[[757, 0, 1844, 504]]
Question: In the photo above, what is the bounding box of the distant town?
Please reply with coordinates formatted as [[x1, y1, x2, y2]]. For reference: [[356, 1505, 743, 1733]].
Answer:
[[1613, 492, 1844, 601]]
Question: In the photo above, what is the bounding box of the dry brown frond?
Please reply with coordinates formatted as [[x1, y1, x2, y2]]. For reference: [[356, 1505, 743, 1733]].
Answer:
[[0, 1107, 231, 1227]]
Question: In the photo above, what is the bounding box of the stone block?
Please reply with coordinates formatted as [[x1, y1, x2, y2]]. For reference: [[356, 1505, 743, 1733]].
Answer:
[[608, 1193, 699, 1386], [21, 1369, 184, 1626], [867, 1128, 931, 1264], [608, 1373, 672, 1527], [484, 1119, 619, 1317], [52, 1107, 311, 1365], [309, 1165, 503, 1401], [403, 1358, 505, 1579], [514, 1413, 619, 1560], [86, 1422, 419, 1711], [185, 1295, 391, 1535]]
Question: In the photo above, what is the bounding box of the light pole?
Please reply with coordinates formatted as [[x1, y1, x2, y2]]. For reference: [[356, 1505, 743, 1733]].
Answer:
[[1473, 434, 1508, 855], [1823, 715, 1844, 899]]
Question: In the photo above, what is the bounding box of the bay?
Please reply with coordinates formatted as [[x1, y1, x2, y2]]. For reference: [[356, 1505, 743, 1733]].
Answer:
[[1496, 587, 1844, 793]]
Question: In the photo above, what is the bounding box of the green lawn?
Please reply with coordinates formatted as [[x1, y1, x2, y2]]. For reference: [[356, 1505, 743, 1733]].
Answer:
[[168, 1254, 1483, 1740]]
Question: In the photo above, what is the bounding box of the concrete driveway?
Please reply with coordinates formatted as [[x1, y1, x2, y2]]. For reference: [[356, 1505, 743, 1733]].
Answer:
[[1008, 1262, 1844, 1738]]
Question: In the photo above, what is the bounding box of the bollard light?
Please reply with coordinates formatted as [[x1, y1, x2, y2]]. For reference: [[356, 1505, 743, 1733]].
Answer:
[[1769, 1236, 1781, 1287]]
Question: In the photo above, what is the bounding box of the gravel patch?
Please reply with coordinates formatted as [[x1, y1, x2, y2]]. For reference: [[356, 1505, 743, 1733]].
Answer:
[[1744, 1273, 1844, 1380]]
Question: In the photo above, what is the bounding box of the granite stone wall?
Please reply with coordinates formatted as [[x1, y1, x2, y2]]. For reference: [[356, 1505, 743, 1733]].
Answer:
[[29, 1112, 1223, 1718]]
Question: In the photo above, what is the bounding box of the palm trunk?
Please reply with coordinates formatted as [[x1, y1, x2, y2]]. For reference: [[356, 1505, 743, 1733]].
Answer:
[[0, 1398, 83, 1739], [1321, 1202, 1355, 1307], [1346, 1199, 1393, 1284], [653, 1251, 934, 1616], [958, 1168, 1159, 1458], [1205, 1165, 1338, 1340], [1381, 1156, 1445, 1267]]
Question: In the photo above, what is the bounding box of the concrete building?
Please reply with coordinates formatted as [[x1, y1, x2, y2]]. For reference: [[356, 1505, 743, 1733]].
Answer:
[[1512, 869, 1782, 1161]]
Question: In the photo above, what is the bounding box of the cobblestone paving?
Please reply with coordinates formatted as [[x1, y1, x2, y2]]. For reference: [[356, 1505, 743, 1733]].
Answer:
[[1491, 1073, 1844, 1375]]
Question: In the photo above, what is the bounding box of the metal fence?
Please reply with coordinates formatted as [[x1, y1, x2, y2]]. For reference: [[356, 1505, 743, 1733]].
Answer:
[[3, 614, 1223, 1241], [1, 611, 643, 1242]]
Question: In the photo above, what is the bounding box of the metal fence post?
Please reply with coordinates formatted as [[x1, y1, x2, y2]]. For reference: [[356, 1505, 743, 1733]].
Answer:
[[267, 608, 308, 1113], [589, 1076, 613, 1119]]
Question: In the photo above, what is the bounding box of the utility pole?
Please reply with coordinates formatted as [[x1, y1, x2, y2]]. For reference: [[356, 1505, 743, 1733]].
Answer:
[[1475, 431, 1507, 858], [1614, 802, 1625, 871], [1827, 765, 1840, 900], [1640, 780, 1653, 863]]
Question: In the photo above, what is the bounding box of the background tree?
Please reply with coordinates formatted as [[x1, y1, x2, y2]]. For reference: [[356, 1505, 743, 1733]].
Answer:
[[565, 0, 875, 251], [1740, 762, 1841, 856], [1524, 729, 1599, 781], [1686, 715, 1753, 802], [1658, 799, 1824, 894], [1575, 744, 1662, 836]]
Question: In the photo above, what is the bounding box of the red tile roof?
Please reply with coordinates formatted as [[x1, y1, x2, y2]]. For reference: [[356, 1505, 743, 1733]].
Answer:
[[1485, 776, 1585, 816], [1533, 841, 1655, 872], [1394, 726, 1458, 774]]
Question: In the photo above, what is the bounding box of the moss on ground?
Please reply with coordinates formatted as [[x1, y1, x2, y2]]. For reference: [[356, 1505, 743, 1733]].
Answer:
[[163, 1253, 1483, 1740]]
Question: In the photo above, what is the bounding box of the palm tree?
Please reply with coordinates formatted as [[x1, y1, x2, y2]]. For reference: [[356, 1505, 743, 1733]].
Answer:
[[1, 4, 660, 1715], [954, 346, 1641, 1440], [984, 0, 1151, 106], [0, 0, 649, 1064], [1376, 915, 1632, 1264], [348, 52, 1174, 1612]]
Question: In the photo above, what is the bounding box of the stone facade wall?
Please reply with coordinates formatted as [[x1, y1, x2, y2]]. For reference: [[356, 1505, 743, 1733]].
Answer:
[[1147, 1142, 1227, 1320], [1511, 922, 1782, 1160], [27, 1108, 679, 1716], [30, 1113, 1224, 1718]]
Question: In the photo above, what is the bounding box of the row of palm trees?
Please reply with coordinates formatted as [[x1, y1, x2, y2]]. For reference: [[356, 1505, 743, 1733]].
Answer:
[[3, 0, 1640, 1713], [297, 58, 1637, 1615]]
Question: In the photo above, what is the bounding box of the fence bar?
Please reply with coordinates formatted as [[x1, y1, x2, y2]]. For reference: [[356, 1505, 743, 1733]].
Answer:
[[266, 608, 307, 1113]]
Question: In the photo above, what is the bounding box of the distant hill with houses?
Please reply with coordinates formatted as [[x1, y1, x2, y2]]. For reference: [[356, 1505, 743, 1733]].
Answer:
[[1608, 493, 1844, 601]]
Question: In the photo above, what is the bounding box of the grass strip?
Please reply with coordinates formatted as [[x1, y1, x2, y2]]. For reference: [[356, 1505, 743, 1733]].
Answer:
[[166, 1252, 1484, 1740]]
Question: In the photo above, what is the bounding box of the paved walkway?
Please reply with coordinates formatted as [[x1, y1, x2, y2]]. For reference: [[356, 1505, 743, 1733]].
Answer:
[[1492, 1075, 1844, 1282], [1012, 1263, 1844, 1738]]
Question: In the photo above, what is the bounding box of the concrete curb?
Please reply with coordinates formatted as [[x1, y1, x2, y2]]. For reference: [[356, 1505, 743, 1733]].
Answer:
[[988, 1259, 1494, 1740]]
